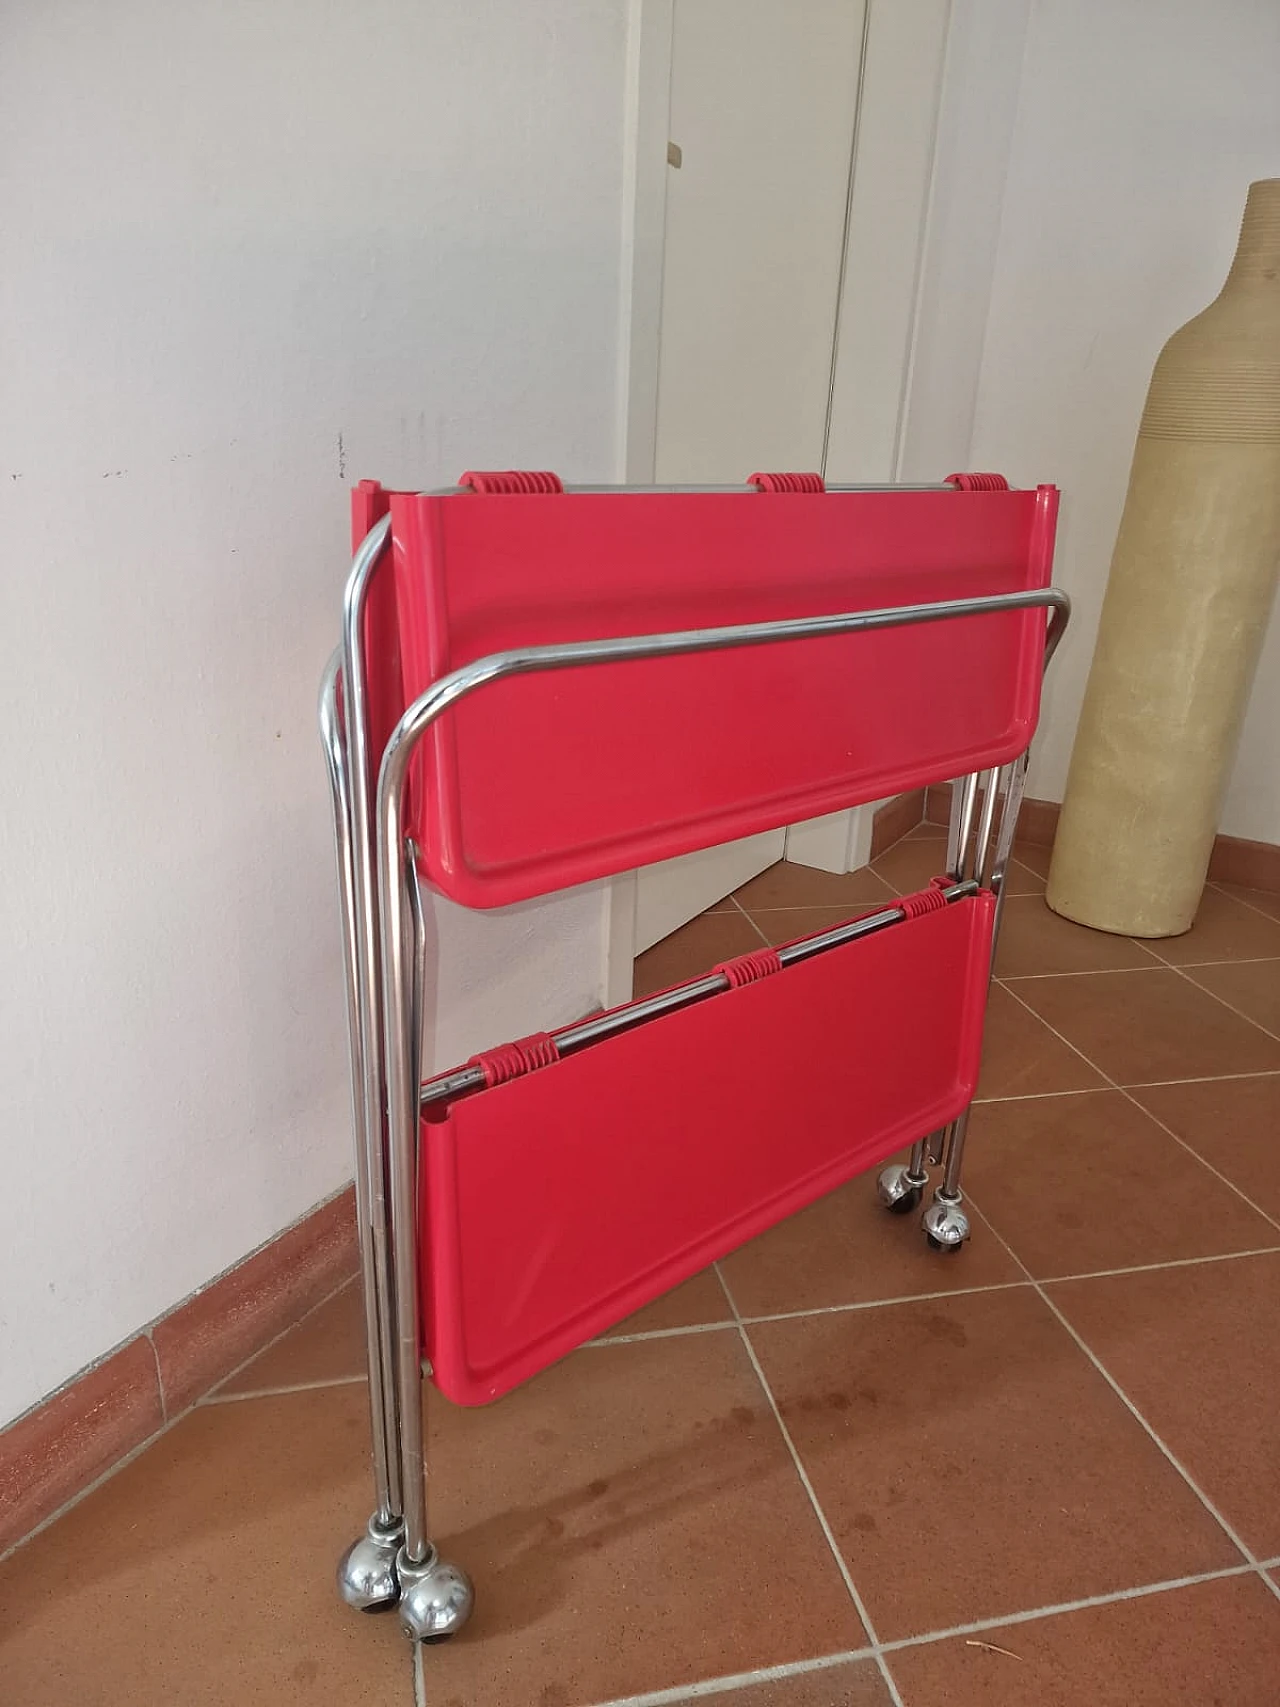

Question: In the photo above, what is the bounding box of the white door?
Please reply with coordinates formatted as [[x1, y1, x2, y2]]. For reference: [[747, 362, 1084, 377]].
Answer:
[[621, 0, 951, 961], [653, 0, 867, 483]]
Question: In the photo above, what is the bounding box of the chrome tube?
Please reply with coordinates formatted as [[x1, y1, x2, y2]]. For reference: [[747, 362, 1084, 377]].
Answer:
[[937, 749, 1035, 1206], [318, 654, 398, 1522], [972, 766, 1002, 884], [389, 586, 1070, 731], [378, 767, 430, 1560], [405, 846, 428, 1101], [905, 1136, 931, 1180], [948, 772, 980, 882], [339, 516, 403, 1516], [939, 1106, 974, 1197], [986, 754, 1030, 896], [415, 481, 952, 497]]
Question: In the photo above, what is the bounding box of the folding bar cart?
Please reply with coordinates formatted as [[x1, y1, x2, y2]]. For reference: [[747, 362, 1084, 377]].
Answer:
[[318, 468, 1067, 1643]]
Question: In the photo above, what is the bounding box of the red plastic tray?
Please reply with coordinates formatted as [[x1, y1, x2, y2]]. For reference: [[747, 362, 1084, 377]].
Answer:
[[421, 890, 995, 1405], [370, 481, 1056, 908]]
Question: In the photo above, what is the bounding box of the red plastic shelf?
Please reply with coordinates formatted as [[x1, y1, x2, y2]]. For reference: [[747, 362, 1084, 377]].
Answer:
[[363, 481, 1057, 908], [421, 890, 995, 1405]]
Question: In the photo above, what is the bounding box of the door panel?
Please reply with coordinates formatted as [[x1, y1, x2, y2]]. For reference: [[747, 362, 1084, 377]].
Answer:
[[634, 0, 867, 945], [655, 0, 868, 481]]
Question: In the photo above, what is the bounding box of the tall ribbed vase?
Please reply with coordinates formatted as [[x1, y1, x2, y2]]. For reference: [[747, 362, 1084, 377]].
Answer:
[[1048, 178, 1280, 937]]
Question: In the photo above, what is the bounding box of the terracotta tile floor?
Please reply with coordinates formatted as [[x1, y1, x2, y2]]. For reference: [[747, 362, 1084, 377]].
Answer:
[[4, 834, 1280, 1704]]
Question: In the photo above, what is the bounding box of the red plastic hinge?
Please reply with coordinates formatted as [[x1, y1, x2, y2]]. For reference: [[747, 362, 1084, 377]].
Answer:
[[944, 472, 1010, 491], [714, 946, 783, 988], [469, 1031, 561, 1087], [748, 471, 826, 493], [458, 470, 565, 495], [898, 881, 953, 920]]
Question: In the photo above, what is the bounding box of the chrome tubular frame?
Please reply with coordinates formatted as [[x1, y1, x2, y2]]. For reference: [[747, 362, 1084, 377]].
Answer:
[[320, 517, 408, 1616], [878, 599, 1068, 1226], [374, 568, 1070, 1611], [318, 654, 404, 1611], [919, 752, 1037, 1250], [321, 492, 1071, 1640]]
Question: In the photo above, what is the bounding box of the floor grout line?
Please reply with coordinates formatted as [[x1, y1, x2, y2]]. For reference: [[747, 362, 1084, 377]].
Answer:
[[0, 1406, 193, 1568], [996, 981, 1280, 1235], [1041, 1244, 1280, 1285], [1092, 1067, 1280, 1090], [966, 1193, 1275, 1590], [142, 1327, 166, 1425], [973, 1066, 1280, 1101], [584, 1647, 876, 1707], [0, 1275, 362, 1565], [873, 1559, 1272, 1656], [584, 1320, 740, 1348], [1207, 881, 1280, 924], [591, 1239, 1280, 1351], [1003, 957, 1280, 979], [1116, 1094, 1280, 1237], [200, 1372, 368, 1404], [194, 1273, 358, 1406], [738, 1279, 1030, 1323], [729, 894, 772, 948], [975, 1085, 1113, 1104], [714, 1264, 907, 1707], [1167, 959, 1280, 1045], [584, 1557, 1276, 1706]]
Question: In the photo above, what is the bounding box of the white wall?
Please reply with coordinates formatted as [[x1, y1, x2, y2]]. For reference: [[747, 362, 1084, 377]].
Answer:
[[0, 1, 626, 1426], [912, 0, 1280, 842]]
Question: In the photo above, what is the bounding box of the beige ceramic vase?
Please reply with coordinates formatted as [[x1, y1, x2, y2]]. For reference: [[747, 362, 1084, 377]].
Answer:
[[1048, 178, 1280, 937]]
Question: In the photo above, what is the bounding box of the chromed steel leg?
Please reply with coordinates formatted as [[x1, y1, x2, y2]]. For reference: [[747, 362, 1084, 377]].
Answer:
[[971, 766, 1000, 879], [405, 846, 428, 1103], [881, 764, 986, 1224], [923, 753, 1032, 1253], [923, 1109, 973, 1252], [339, 516, 404, 1549], [319, 652, 404, 1610], [877, 1135, 930, 1215], [378, 803, 473, 1642], [947, 770, 980, 881]]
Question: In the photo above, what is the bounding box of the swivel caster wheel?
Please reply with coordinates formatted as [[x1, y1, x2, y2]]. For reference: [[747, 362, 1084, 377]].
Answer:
[[877, 1164, 926, 1217], [397, 1546, 474, 1644], [926, 1231, 964, 1254], [922, 1196, 969, 1253], [337, 1514, 404, 1612]]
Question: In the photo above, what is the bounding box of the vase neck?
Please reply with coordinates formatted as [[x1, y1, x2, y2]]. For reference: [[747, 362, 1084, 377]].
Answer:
[[1224, 180, 1280, 286]]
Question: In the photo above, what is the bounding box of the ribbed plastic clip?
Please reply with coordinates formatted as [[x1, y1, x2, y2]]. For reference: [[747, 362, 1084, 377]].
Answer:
[[714, 947, 783, 988], [944, 472, 1010, 491], [897, 879, 953, 920], [748, 471, 826, 493], [469, 1031, 561, 1087], [458, 470, 565, 495]]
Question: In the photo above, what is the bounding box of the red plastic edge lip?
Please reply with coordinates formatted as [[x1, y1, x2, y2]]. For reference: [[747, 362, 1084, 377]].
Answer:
[[944, 472, 1010, 491], [457, 470, 565, 495], [748, 471, 826, 493]]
